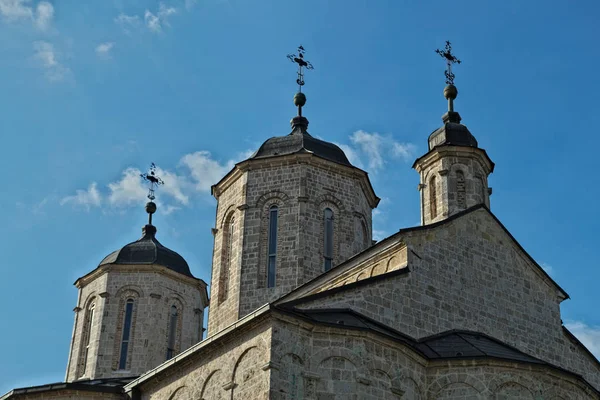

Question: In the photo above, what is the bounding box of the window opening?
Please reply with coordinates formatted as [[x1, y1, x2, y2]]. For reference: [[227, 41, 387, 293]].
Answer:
[[324, 208, 334, 271], [166, 305, 178, 360], [267, 206, 278, 287], [118, 299, 134, 370]]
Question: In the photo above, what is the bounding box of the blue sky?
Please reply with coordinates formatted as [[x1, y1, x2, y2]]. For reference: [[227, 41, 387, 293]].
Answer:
[[1, 0, 599, 393]]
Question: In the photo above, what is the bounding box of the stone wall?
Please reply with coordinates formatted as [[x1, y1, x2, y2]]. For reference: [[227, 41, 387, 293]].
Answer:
[[292, 208, 600, 391], [415, 146, 491, 225], [269, 316, 597, 399], [208, 155, 376, 335], [66, 267, 205, 381], [132, 317, 272, 400]]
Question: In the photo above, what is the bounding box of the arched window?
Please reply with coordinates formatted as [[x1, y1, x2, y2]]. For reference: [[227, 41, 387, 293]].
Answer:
[[323, 208, 334, 271], [429, 176, 437, 219], [267, 205, 278, 288], [118, 299, 134, 370], [456, 170, 466, 209], [79, 301, 95, 377], [166, 305, 178, 360], [219, 216, 234, 303]]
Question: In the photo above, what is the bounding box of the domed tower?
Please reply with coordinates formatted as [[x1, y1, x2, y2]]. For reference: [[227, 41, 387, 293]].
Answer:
[[207, 47, 379, 334], [65, 169, 208, 382], [413, 42, 495, 225]]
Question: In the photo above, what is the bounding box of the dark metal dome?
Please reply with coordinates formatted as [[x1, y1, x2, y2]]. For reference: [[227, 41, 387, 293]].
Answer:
[[248, 116, 352, 167], [99, 225, 193, 278]]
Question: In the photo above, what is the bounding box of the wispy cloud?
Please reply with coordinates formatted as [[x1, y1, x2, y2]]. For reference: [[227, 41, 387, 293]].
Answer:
[[144, 3, 176, 33], [0, 0, 53, 30], [33, 41, 71, 82], [60, 183, 102, 211], [345, 130, 416, 171], [95, 42, 114, 59], [541, 262, 554, 276], [114, 13, 140, 33], [180, 151, 233, 192], [61, 150, 237, 214], [565, 321, 600, 358]]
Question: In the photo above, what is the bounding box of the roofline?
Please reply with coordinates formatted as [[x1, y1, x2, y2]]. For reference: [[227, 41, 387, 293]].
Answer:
[[210, 153, 380, 208], [562, 325, 600, 367], [412, 144, 495, 173], [0, 377, 137, 400], [277, 267, 411, 309], [395, 204, 569, 300]]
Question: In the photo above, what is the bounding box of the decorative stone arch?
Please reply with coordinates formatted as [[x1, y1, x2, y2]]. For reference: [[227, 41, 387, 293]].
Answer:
[[386, 256, 398, 272], [76, 294, 98, 378], [199, 369, 224, 400], [493, 381, 534, 399], [111, 287, 141, 371], [255, 190, 290, 209], [390, 376, 424, 399], [487, 373, 538, 395], [315, 195, 343, 272], [353, 211, 370, 253], [219, 204, 237, 229], [167, 385, 187, 400], [356, 271, 369, 281], [427, 372, 487, 398], [314, 193, 345, 213], [114, 285, 144, 299], [230, 346, 264, 398], [309, 346, 368, 377], [257, 193, 288, 289], [219, 207, 236, 303], [371, 263, 386, 277], [276, 353, 306, 398]]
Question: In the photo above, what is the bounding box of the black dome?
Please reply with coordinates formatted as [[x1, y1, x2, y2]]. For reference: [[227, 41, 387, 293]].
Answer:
[[99, 225, 193, 278], [428, 111, 478, 151], [249, 116, 352, 167]]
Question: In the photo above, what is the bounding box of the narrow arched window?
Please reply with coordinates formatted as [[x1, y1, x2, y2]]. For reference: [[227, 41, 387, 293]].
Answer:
[[166, 305, 178, 360], [267, 205, 278, 288], [118, 299, 134, 370], [324, 208, 334, 271], [429, 176, 437, 219], [456, 170, 466, 209], [219, 216, 234, 303], [79, 301, 95, 377]]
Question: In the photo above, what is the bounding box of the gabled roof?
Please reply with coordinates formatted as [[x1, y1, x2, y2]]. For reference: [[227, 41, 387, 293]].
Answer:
[[277, 203, 569, 306], [0, 376, 137, 399]]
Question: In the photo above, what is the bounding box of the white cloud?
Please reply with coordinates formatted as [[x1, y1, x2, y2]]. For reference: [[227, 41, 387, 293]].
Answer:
[[144, 3, 176, 33], [60, 183, 102, 210], [34, 0, 52, 30], [33, 41, 70, 82], [565, 321, 600, 358], [107, 168, 147, 207], [115, 13, 140, 33], [180, 151, 233, 192], [95, 42, 114, 59], [0, 0, 53, 30], [0, 0, 33, 21], [184, 0, 197, 10], [541, 262, 554, 276], [345, 130, 416, 172]]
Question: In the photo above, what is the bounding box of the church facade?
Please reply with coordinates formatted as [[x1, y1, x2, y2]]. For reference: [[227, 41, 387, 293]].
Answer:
[[2, 57, 600, 399]]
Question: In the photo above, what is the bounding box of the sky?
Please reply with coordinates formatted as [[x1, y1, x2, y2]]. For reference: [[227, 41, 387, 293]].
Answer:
[[0, 0, 599, 394]]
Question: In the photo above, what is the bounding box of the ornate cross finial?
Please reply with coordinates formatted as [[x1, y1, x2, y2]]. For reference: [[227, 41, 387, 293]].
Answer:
[[287, 45, 314, 93], [435, 41, 461, 85], [140, 163, 164, 201]]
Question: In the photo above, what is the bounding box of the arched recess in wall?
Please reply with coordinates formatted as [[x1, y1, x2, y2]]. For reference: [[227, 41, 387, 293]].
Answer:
[[165, 298, 184, 360], [230, 346, 262, 399], [429, 175, 437, 219], [277, 353, 305, 399], [200, 369, 225, 400], [219, 209, 236, 304], [112, 288, 141, 371], [257, 192, 288, 289], [167, 386, 188, 400], [494, 381, 534, 399], [354, 212, 370, 254], [77, 294, 97, 378]]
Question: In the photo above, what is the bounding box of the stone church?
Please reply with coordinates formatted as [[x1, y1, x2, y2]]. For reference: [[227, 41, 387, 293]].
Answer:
[[2, 54, 600, 399]]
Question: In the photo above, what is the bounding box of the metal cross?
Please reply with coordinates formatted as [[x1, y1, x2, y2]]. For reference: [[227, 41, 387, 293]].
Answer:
[[140, 163, 164, 201], [435, 41, 461, 85], [287, 45, 314, 92]]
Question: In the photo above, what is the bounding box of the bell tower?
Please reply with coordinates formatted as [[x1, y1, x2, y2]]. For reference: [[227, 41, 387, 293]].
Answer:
[[413, 42, 494, 225], [206, 46, 379, 335]]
